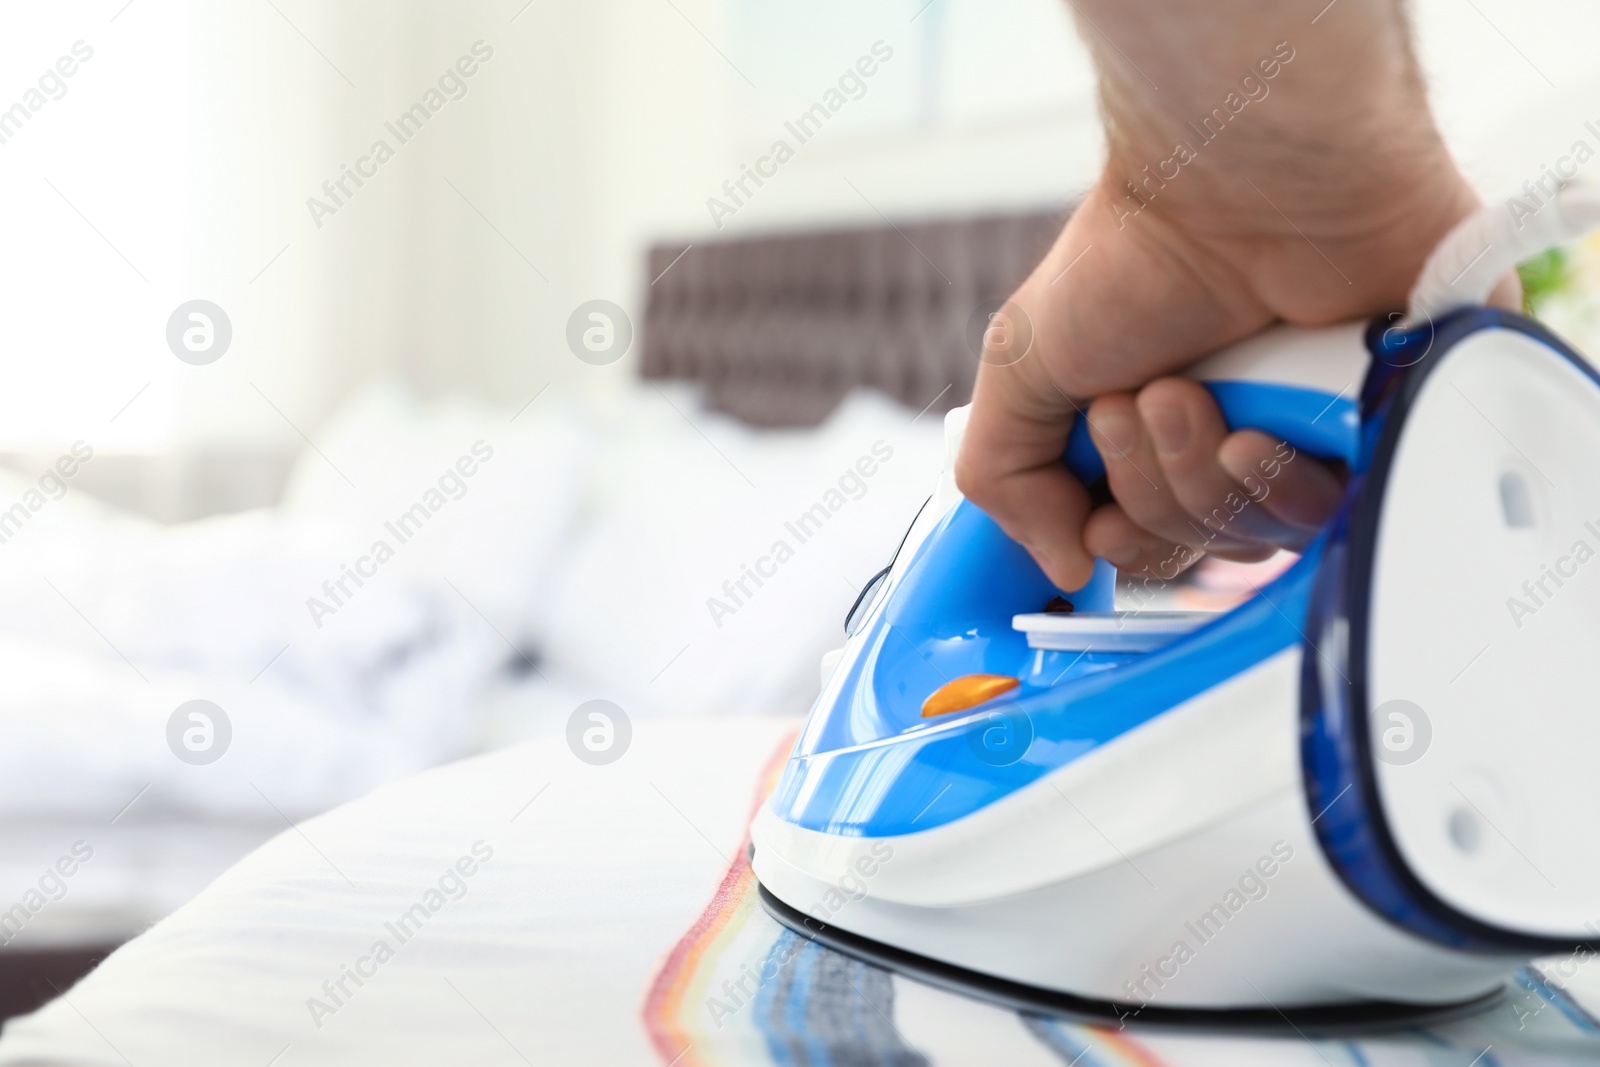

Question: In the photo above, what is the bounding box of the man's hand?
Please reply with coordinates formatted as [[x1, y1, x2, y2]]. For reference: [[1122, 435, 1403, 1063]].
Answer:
[[955, 2, 1496, 592]]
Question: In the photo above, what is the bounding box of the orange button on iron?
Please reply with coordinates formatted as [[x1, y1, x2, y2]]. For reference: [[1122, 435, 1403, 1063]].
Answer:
[[921, 674, 1020, 718]]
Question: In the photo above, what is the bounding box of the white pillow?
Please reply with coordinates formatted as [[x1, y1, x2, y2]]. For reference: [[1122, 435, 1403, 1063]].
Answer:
[[281, 381, 592, 647], [537, 386, 945, 720]]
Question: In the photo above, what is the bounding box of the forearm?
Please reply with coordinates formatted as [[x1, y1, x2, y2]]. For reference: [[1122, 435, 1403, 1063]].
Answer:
[[1069, 0, 1448, 215]]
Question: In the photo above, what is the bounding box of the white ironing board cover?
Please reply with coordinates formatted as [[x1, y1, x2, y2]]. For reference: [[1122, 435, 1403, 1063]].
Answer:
[[1, 717, 1597, 1066]]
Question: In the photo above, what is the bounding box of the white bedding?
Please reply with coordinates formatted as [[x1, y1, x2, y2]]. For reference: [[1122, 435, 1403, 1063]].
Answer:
[[0, 382, 946, 950], [2, 717, 1598, 1066], [537, 385, 945, 722]]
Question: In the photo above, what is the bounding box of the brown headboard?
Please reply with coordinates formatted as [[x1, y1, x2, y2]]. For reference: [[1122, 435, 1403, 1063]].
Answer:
[[640, 209, 1067, 427]]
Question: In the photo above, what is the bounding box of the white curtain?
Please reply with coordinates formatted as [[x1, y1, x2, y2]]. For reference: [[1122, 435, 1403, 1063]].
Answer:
[[0, 0, 608, 455]]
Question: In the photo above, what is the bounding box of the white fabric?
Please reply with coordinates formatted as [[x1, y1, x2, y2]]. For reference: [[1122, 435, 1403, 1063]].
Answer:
[[539, 386, 945, 721], [4, 717, 1599, 1066], [0, 383, 936, 819], [0, 718, 793, 1065], [0, 819, 279, 949], [280, 380, 592, 647], [0, 375, 601, 824], [0, 502, 500, 821], [0, 669, 586, 949]]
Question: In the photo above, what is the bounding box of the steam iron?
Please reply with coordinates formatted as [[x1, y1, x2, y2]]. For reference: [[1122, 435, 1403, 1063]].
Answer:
[[751, 187, 1600, 1032]]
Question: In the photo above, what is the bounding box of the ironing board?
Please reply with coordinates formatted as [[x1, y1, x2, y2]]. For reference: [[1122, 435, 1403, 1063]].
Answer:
[[1, 717, 1596, 1066]]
